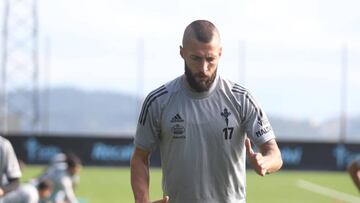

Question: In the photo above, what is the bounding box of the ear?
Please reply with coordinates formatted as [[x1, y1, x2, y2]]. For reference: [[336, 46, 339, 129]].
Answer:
[[219, 47, 223, 57], [180, 45, 184, 59]]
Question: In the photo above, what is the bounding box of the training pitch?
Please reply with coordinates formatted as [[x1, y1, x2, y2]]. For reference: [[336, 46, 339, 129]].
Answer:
[[22, 166, 359, 203]]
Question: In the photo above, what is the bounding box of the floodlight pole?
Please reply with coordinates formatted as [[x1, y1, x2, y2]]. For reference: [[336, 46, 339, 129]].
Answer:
[[136, 38, 145, 122], [1, 0, 40, 133], [1, 0, 10, 134], [339, 44, 348, 143], [239, 40, 246, 85]]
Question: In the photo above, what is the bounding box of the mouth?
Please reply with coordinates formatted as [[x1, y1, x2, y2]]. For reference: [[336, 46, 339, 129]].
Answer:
[[196, 74, 208, 81]]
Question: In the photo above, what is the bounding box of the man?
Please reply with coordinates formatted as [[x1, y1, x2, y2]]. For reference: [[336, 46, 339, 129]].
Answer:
[[131, 20, 283, 203], [38, 153, 81, 203], [0, 136, 22, 201], [348, 155, 360, 191], [3, 179, 53, 203], [43, 153, 80, 188]]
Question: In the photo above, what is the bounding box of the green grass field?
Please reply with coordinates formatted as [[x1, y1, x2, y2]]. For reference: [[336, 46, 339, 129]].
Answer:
[[21, 166, 359, 203]]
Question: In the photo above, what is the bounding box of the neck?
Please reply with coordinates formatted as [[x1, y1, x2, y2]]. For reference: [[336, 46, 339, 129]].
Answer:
[[182, 74, 219, 99]]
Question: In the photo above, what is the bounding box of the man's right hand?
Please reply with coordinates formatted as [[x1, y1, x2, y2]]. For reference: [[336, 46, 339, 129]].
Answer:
[[152, 196, 169, 203]]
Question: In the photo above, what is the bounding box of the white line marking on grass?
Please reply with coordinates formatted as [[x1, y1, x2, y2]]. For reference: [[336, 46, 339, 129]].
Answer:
[[296, 179, 360, 203]]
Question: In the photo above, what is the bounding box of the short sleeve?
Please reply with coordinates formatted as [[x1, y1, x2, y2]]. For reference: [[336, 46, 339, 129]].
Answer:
[[134, 108, 160, 152], [134, 86, 167, 152], [242, 91, 275, 146]]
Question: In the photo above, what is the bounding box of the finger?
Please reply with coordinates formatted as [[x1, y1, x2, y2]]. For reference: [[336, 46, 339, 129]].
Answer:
[[152, 198, 164, 203], [260, 168, 267, 176], [152, 196, 169, 203], [258, 165, 267, 176], [253, 162, 266, 176], [257, 159, 267, 176], [255, 153, 263, 163], [245, 138, 254, 155]]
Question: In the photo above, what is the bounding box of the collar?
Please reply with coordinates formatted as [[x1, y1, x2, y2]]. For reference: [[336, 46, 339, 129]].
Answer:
[[181, 74, 219, 99]]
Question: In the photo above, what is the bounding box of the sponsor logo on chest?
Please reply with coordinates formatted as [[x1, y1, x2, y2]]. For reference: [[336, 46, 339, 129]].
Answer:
[[170, 114, 186, 139]]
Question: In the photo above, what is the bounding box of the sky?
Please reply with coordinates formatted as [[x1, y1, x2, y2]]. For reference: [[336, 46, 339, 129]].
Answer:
[[1, 0, 360, 122]]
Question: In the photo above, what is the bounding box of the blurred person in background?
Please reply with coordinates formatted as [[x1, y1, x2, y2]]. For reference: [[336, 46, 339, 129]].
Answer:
[[348, 155, 360, 191], [38, 153, 82, 203], [0, 136, 22, 201], [3, 179, 53, 203], [43, 153, 80, 189], [131, 20, 282, 203]]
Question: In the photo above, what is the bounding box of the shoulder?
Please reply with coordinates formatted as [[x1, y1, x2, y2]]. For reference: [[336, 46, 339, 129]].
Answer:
[[217, 77, 262, 112], [148, 76, 181, 97], [143, 77, 179, 103], [138, 77, 181, 125], [218, 76, 251, 98], [0, 136, 10, 145], [0, 136, 14, 151]]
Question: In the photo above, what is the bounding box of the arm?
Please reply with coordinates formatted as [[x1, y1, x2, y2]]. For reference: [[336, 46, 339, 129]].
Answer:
[[347, 160, 360, 191], [131, 147, 151, 203], [130, 147, 169, 203], [0, 138, 22, 197], [0, 178, 20, 196], [246, 138, 283, 176], [60, 176, 78, 203]]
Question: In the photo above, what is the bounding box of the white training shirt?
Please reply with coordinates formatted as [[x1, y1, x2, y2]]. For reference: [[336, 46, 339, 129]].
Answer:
[[0, 136, 22, 187], [3, 183, 38, 203], [38, 166, 78, 203], [135, 75, 276, 203]]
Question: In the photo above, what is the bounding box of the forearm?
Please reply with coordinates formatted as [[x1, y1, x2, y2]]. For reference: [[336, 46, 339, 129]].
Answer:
[[262, 149, 283, 174], [131, 153, 150, 203], [351, 171, 360, 191], [348, 163, 360, 191], [1, 178, 20, 194], [64, 186, 79, 203], [260, 140, 283, 174]]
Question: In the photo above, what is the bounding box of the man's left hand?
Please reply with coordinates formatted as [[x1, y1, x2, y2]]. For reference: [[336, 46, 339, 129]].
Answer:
[[245, 138, 268, 176]]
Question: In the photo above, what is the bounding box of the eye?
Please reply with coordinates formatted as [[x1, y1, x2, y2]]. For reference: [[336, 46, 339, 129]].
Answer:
[[190, 55, 201, 61], [206, 57, 216, 63]]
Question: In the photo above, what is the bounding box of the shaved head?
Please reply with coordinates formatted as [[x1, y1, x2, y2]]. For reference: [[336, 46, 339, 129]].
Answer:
[[182, 20, 221, 47], [180, 20, 222, 92]]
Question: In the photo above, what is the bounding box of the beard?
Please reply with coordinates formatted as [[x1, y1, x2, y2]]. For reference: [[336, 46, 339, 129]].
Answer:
[[184, 62, 217, 92]]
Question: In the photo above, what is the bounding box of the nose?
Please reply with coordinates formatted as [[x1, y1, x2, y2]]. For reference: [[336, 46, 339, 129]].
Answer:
[[199, 59, 208, 74]]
